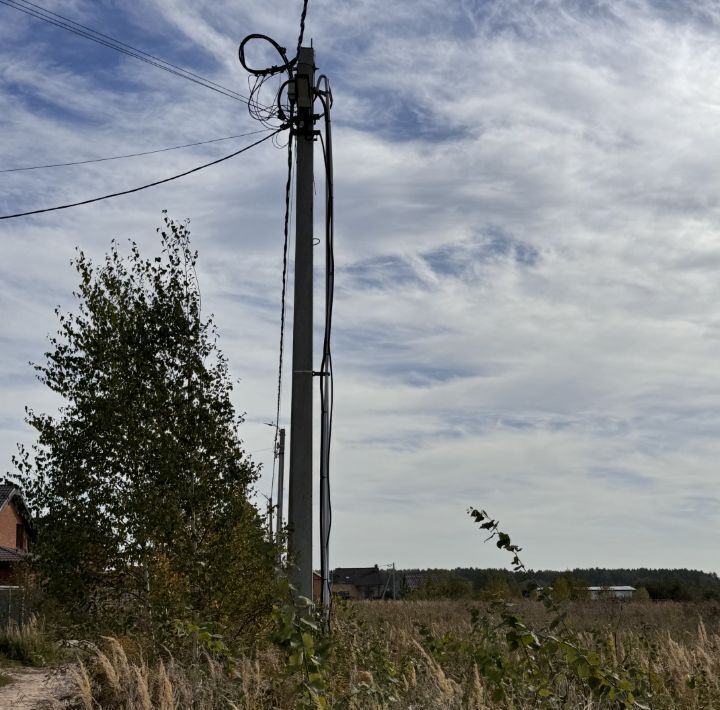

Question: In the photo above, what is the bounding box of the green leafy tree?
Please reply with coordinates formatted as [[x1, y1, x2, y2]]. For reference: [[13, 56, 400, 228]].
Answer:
[[552, 573, 589, 601], [14, 214, 276, 643], [480, 572, 516, 600], [410, 570, 473, 600]]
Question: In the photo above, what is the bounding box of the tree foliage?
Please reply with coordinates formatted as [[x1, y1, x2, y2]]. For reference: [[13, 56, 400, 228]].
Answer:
[[431, 566, 720, 602], [14, 214, 275, 643], [406, 570, 473, 600], [551, 573, 590, 602]]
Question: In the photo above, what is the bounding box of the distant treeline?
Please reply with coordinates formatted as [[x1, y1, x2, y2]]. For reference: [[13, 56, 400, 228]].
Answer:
[[527, 568, 720, 601], [399, 567, 720, 601]]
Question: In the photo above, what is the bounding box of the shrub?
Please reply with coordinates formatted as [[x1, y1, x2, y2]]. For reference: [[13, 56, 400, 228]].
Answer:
[[0, 616, 62, 667]]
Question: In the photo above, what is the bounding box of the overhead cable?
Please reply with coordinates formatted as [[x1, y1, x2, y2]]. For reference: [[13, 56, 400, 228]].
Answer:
[[270, 107, 296, 507], [296, 0, 309, 58], [0, 0, 254, 105], [0, 129, 273, 173], [237, 0, 310, 513], [238, 35, 295, 131], [0, 129, 282, 220], [317, 85, 335, 621]]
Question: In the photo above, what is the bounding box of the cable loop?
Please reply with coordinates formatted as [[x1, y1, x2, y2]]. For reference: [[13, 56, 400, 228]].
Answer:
[[238, 34, 296, 77], [315, 74, 333, 109], [275, 79, 296, 122]]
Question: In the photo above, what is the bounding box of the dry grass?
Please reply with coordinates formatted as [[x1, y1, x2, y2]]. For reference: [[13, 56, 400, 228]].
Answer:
[[69, 599, 720, 708], [354, 597, 720, 636], [0, 616, 62, 667], [74, 637, 288, 710], [324, 599, 720, 708]]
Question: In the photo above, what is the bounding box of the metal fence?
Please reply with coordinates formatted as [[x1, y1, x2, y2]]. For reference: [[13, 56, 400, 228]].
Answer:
[[0, 586, 27, 625]]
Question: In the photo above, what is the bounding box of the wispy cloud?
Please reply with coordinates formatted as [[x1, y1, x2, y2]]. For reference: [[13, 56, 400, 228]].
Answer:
[[2, 0, 720, 571]]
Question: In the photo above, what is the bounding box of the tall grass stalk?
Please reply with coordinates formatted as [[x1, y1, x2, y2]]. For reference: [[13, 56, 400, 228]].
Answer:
[[0, 615, 61, 667]]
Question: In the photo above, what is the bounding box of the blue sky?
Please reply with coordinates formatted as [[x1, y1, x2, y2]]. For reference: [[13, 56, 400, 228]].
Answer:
[[2, 0, 720, 572]]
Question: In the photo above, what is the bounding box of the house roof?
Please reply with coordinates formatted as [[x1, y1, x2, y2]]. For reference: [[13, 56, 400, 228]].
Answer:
[[587, 586, 636, 592], [332, 567, 387, 587], [0, 485, 17, 508], [0, 484, 30, 527], [0, 546, 25, 563]]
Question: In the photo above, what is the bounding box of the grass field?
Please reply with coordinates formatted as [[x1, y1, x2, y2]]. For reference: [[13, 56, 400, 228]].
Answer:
[[67, 598, 720, 708], [330, 599, 720, 708]]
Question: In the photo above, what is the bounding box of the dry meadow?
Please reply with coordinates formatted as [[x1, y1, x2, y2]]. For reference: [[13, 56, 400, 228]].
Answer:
[[63, 598, 720, 708]]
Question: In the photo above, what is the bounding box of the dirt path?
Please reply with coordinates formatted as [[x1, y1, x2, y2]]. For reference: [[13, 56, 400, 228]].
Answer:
[[0, 666, 78, 709]]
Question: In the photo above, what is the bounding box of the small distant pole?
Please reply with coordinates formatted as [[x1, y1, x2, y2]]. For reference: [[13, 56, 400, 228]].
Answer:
[[275, 428, 286, 549], [392, 562, 397, 600]]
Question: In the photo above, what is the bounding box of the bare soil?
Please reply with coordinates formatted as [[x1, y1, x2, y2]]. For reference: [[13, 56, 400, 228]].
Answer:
[[0, 666, 77, 709]]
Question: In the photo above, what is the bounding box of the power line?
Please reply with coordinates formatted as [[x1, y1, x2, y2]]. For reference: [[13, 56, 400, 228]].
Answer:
[[296, 0, 310, 58], [270, 106, 295, 509], [317, 86, 335, 620], [237, 0, 310, 136], [0, 129, 282, 220], [238, 2, 309, 513], [0, 129, 273, 173], [0, 0, 254, 105], [1, 0, 250, 103], [14, 0, 243, 98]]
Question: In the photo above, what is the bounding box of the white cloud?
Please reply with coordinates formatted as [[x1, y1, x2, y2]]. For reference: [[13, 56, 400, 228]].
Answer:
[[2, 0, 720, 572]]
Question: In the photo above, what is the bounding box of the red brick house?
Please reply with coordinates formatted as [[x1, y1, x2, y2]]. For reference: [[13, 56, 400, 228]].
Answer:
[[0, 484, 31, 584]]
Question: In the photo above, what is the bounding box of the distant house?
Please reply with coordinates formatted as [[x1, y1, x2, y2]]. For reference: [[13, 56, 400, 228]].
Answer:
[[332, 566, 390, 600], [588, 586, 636, 600], [0, 484, 31, 584]]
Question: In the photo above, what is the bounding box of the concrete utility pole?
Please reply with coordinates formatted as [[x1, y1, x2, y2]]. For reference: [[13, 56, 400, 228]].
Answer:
[[275, 427, 285, 547], [287, 46, 316, 602]]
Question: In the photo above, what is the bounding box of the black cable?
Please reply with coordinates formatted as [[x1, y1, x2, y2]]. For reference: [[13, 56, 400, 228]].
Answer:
[[270, 105, 295, 510], [238, 33, 294, 78], [0, 129, 282, 220], [239, 35, 294, 132], [239, 0, 313, 515], [0, 129, 272, 173], [1, 0, 254, 105], [296, 0, 309, 59], [317, 89, 334, 621], [316, 74, 333, 110], [14, 0, 247, 100], [237, 0, 311, 134], [0, 0, 245, 104]]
